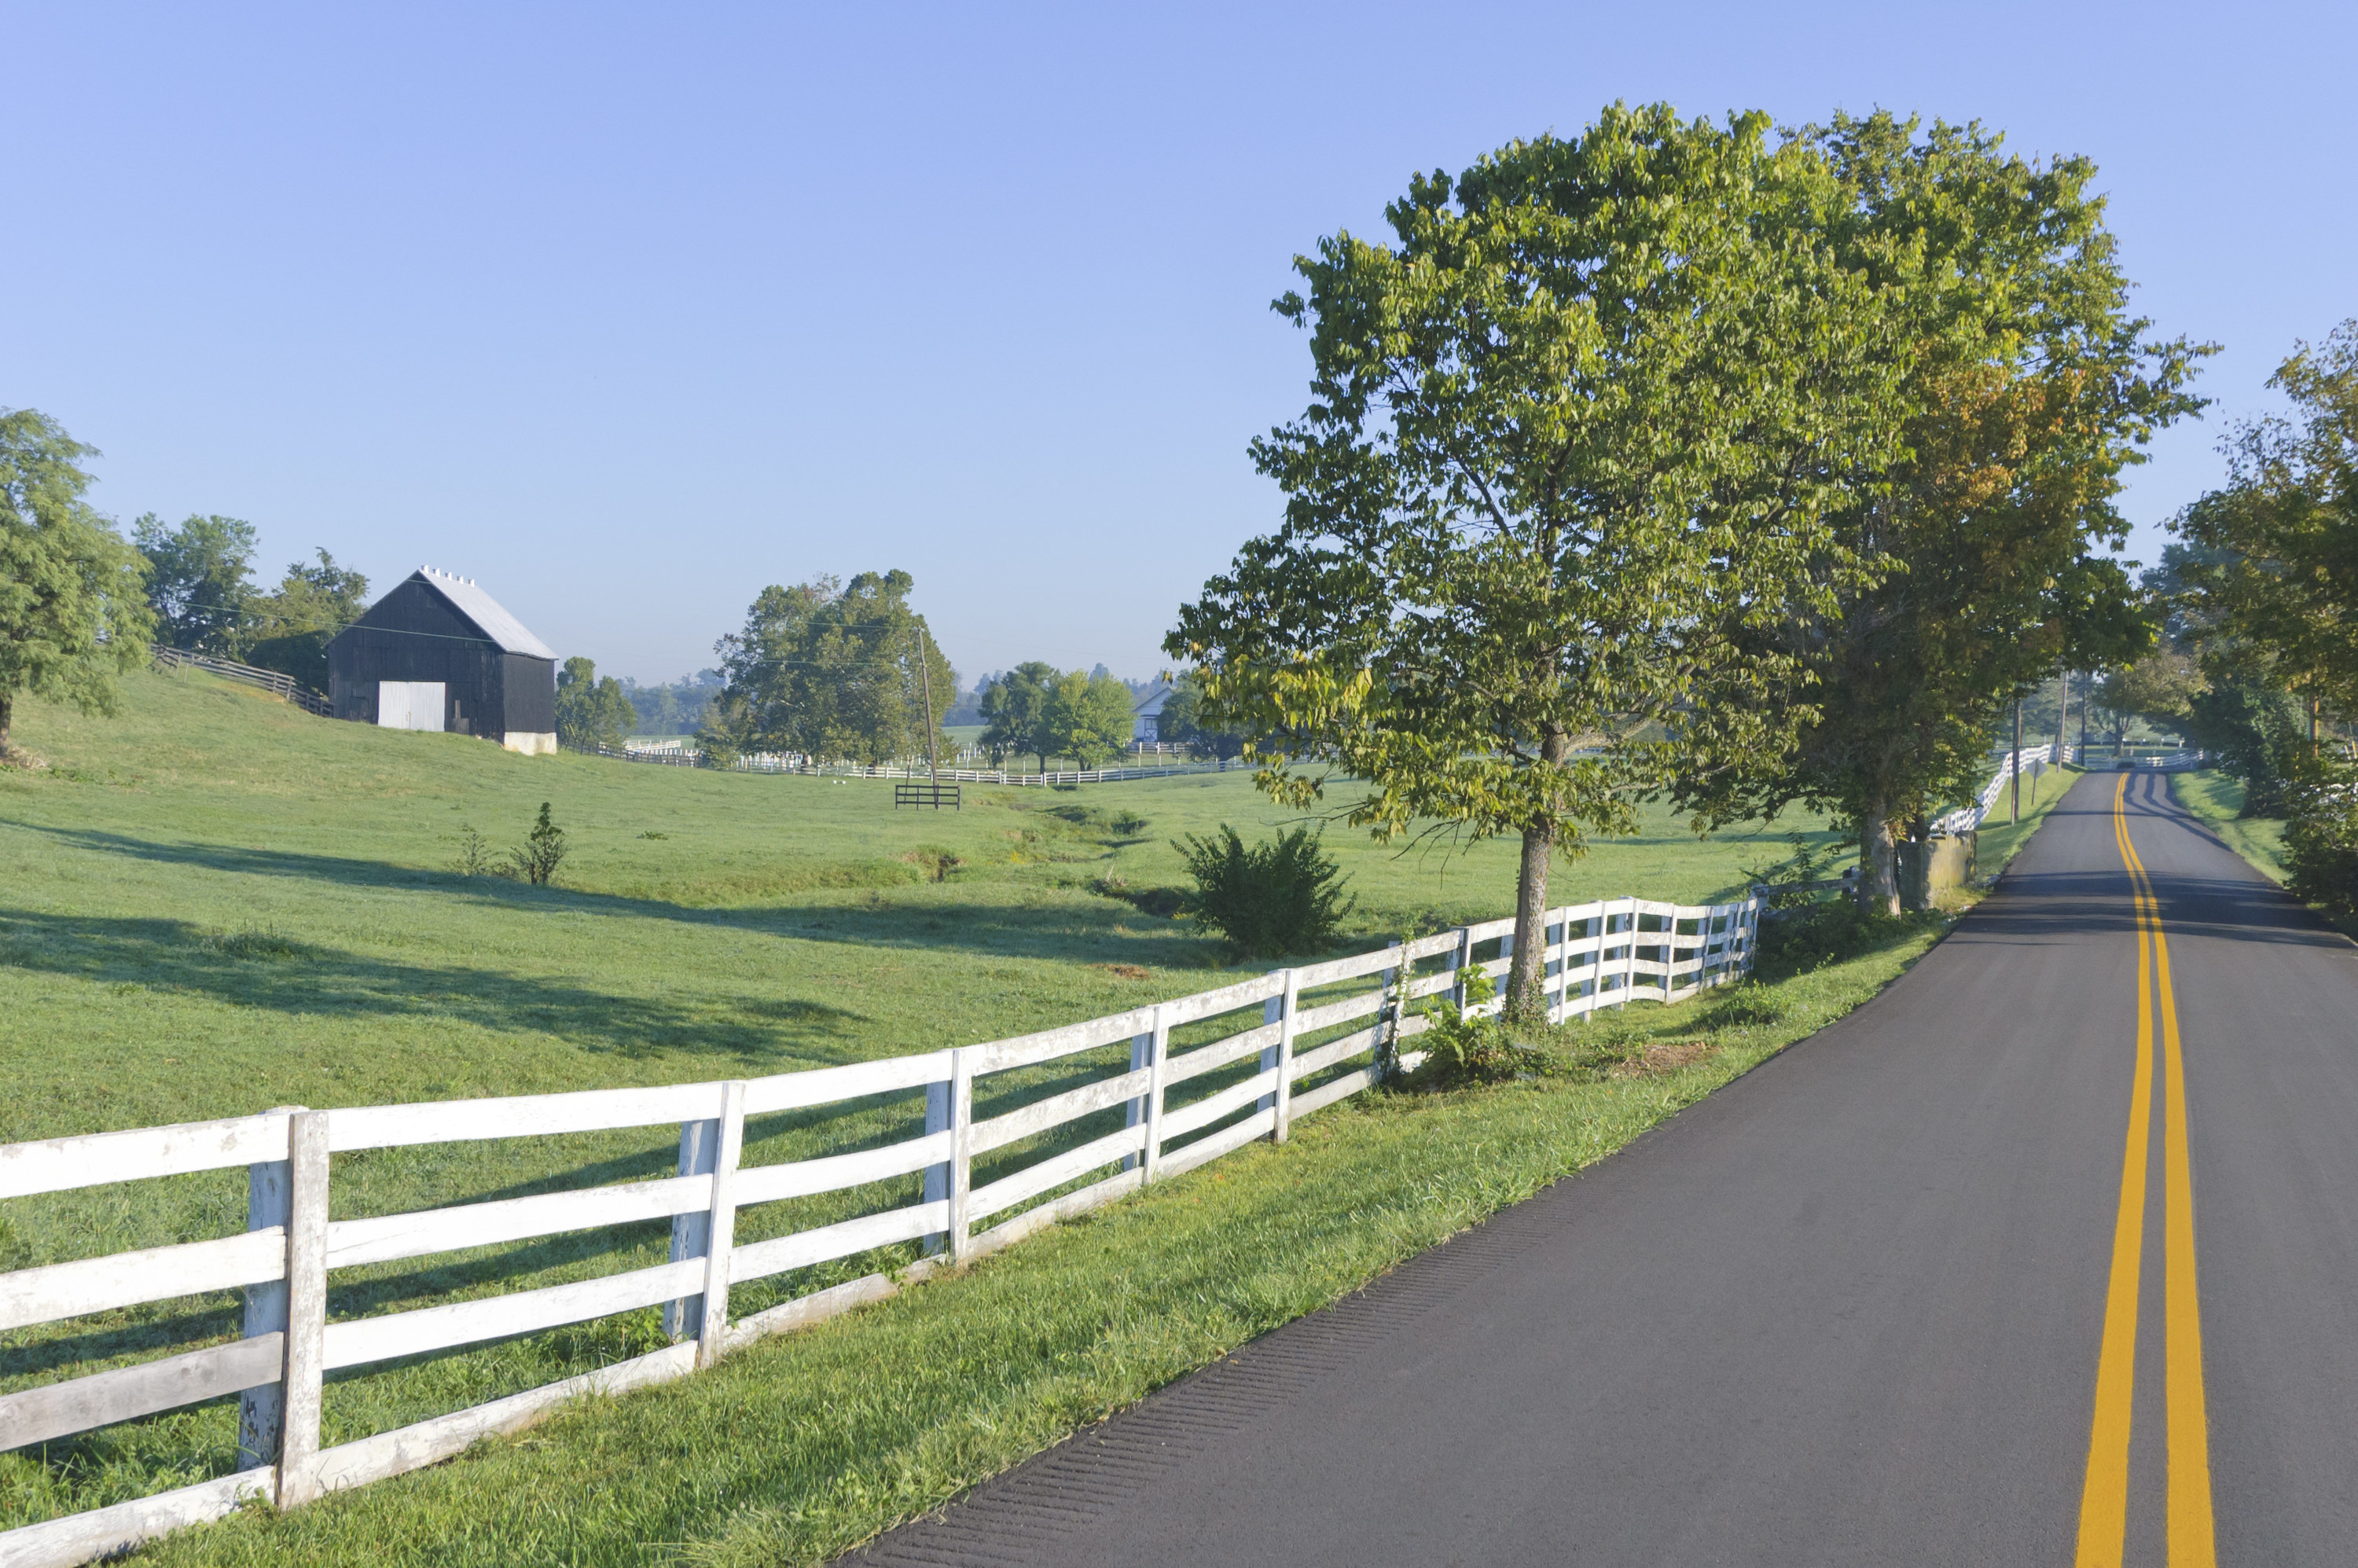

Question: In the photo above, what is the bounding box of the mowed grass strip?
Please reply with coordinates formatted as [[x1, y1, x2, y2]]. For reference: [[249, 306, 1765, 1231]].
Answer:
[[2169, 769, 2289, 883]]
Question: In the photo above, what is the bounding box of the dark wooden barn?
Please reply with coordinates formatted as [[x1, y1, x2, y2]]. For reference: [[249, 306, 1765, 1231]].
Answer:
[[328, 567, 560, 754]]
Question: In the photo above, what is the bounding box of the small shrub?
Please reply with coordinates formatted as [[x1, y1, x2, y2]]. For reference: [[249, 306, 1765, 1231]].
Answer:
[[1403, 966, 1542, 1089], [452, 826, 497, 877], [1705, 982, 1787, 1030], [1111, 809, 1150, 839], [504, 802, 569, 886], [1739, 830, 1846, 911], [1172, 824, 1355, 957], [2284, 768, 2358, 921]]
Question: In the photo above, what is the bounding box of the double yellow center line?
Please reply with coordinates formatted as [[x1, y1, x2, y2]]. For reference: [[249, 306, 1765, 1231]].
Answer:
[[2075, 773, 2216, 1565]]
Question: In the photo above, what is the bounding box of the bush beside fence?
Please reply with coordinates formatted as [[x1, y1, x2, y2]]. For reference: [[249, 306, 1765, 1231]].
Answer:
[[0, 892, 1757, 1566]]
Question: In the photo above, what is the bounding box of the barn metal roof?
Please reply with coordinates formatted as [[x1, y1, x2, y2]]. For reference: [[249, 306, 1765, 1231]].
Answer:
[[411, 567, 559, 661]]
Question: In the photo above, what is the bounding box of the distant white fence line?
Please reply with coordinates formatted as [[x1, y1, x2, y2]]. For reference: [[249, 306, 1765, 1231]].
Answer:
[[580, 740, 1255, 786], [0, 892, 1760, 1566]]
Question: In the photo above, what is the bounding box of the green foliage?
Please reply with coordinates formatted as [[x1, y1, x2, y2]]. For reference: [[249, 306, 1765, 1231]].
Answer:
[[1739, 831, 1849, 910], [508, 802, 569, 886], [978, 662, 1056, 769], [2283, 766, 2358, 920], [1111, 809, 1149, 839], [555, 656, 636, 751], [1170, 105, 1914, 1011], [1172, 824, 1355, 957], [238, 550, 369, 690], [1405, 965, 1537, 1089], [1155, 670, 1247, 759], [2186, 674, 2308, 814], [1048, 668, 1135, 768], [0, 409, 156, 755], [1676, 112, 2202, 912], [703, 571, 956, 767], [2175, 321, 2358, 718], [132, 512, 257, 652]]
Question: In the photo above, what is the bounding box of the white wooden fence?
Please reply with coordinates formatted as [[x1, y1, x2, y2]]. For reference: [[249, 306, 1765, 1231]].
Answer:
[[581, 743, 1256, 786], [0, 894, 1759, 1566]]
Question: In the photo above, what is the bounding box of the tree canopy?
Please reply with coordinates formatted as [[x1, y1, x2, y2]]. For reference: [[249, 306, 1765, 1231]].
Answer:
[[556, 655, 637, 751], [134, 512, 258, 653], [2176, 321, 2358, 720], [1170, 105, 1914, 1012], [0, 409, 156, 755], [979, 662, 1059, 769], [703, 570, 955, 766], [1672, 112, 2203, 910], [1048, 668, 1135, 768]]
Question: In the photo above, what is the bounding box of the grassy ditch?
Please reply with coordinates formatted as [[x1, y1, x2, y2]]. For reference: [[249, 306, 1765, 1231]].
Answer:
[[130, 905, 1957, 1568], [2169, 769, 2289, 883]]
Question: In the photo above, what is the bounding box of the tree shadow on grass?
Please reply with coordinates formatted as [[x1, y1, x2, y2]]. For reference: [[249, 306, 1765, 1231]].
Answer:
[[0, 907, 871, 1069], [19, 827, 1216, 970]]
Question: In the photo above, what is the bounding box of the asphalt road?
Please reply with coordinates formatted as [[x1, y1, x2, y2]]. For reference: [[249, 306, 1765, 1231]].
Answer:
[[848, 770, 2358, 1566]]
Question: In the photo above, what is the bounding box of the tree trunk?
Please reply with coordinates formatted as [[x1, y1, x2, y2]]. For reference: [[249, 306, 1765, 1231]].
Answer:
[[0, 692, 12, 756], [1504, 726, 1570, 1023], [1506, 820, 1553, 1021], [1857, 799, 1901, 916]]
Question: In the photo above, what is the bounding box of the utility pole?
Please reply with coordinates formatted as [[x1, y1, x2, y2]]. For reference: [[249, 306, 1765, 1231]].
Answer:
[[916, 630, 942, 792], [2011, 700, 2022, 824], [2055, 670, 2070, 770]]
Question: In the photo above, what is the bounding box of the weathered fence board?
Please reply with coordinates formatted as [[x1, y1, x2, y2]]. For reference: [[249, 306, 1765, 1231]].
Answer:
[[0, 1114, 288, 1201], [0, 1230, 287, 1333], [729, 1200, 949, 1285], [0, 1336, 284, 1452], [321, 1258, 707, 1372], [325, 1177, 712, 1269], [732, 1133, 949, 1208], [968, 1123, 1149, 1223]]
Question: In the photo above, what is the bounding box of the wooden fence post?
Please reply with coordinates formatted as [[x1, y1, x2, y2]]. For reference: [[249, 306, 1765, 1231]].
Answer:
[[1140, 1004, 1171, 1182], [237, 1107, 302, 1471], [664, 1109, 724, 1341], [947, 1049, 975, 1263], [275, 1109, 331, 1509], [924, 1073, 953, 1249], [696, 1081, 747, 1368], [1122, 1023, 1155, 1173], [1378, 938, 1403, 1080], [1271, 970, 1300, 1144], [1257, 990, 1282, 1115]]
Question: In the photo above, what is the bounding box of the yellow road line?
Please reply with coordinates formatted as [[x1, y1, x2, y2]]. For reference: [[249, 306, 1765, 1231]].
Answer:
[[2076, 774, 2217, 1566], [2077, 776, 2156, 1566], [2120, 782, 2218, 1565]]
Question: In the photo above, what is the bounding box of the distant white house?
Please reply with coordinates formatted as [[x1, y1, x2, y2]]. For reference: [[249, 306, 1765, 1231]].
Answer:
[[1131, 679, 1176, 742]]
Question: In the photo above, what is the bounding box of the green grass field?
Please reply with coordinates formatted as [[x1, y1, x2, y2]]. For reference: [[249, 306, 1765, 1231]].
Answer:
[[2169, 769, 2289, 883], [0, 670, 2037, 1562]]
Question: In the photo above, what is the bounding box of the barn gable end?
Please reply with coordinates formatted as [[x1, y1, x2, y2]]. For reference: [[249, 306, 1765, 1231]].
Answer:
[[327, 569, 559, 755]]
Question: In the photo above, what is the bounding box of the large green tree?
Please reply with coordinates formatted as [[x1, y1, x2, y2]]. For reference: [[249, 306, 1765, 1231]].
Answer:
[[1673, 113, 2201, 911], [134, 512, 257, 652], [1170, 106, 1914, 1015], [1047, 667, 1136, 768], [0, 409, 156, 755], [555, 655, 638, 751], [979, 662, 1059, 769], [2176, 321, 2358, 725], [704, 570, 955, 766]]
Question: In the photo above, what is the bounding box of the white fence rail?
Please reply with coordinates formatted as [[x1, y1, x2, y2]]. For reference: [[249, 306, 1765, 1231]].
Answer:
[[579, 743, 1256, 786], [0, 892, 1758, 1566]]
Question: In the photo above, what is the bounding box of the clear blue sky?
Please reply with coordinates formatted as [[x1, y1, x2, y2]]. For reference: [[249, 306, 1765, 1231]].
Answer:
[[6, 2, 2350, 689]]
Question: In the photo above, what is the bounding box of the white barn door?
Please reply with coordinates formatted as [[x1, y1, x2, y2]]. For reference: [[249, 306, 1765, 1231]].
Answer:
[[376, 681, 446, 732]]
